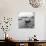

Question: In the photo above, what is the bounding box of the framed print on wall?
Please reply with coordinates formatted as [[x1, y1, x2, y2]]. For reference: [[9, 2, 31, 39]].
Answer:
[[18, 12, 35, 28]]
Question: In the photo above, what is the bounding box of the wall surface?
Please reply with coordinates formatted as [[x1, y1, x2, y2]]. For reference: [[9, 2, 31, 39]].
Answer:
[[0, 0, 46, 40]]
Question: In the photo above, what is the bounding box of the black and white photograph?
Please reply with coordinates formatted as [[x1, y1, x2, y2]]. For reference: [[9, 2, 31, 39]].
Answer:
[[18, 12, 35, 28]]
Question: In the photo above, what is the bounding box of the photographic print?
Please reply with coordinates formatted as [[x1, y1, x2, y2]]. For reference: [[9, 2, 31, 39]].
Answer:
[[18, 12, 35, 28]]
